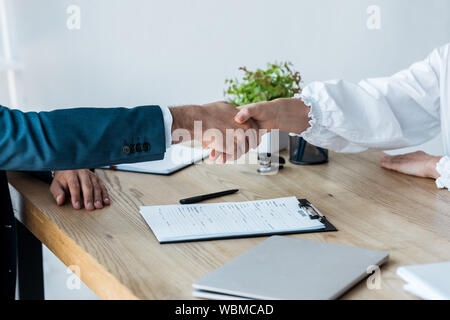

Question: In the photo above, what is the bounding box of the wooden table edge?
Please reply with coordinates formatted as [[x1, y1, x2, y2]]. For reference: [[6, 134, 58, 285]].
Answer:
[[8, 175, 139, 300]]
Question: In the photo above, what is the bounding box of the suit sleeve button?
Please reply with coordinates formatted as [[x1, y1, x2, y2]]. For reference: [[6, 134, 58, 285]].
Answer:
[[122, 146, 131, 154], [143, 142, 150, 152], [135, 143, 142, 152]]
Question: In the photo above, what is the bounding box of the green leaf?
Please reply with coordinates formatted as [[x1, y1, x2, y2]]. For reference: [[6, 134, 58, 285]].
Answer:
[[224, 61, 302, 106]]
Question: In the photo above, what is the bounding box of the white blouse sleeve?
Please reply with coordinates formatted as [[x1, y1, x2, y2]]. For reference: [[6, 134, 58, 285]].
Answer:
[[298, 45, 446, 153]]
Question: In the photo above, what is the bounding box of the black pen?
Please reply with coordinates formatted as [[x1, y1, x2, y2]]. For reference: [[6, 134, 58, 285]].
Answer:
[[180, 189, 239, 204]]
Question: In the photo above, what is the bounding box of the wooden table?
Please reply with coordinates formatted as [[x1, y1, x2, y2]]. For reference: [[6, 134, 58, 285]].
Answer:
[[7, 151, 450, 300]]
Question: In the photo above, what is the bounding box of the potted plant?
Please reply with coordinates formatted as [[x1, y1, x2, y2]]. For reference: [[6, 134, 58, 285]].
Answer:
[[225, 62, 302, 153]]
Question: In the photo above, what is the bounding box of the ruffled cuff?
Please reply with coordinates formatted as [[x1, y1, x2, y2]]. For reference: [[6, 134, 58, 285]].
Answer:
[[293, 85, 338, 150], [293, 82, 372, 153], [435, 156, 450, 190], [293, 92, 323, 139]]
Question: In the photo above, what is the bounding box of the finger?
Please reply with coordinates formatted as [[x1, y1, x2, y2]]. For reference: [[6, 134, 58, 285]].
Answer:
[[246, 118, 260, 149], [219, 152, 227, 164], [209, 149, 221, 162], [100, 183, 110, 205], [90, 176, 104, 209], [214, 151, 225, 163], [234, 131, 247, 160], [381, 155, 407, 171], [202, 134, 216, 150], [209, 149, 215, 161], [381, 160, 394, 170], [244, 126, 259, 150], [381, 154, 398, 169], [50, 180, 66, 206], [244, 136, 251, 155], [234, 105, 258, 124], [67, 175, 82, 210], [79, 171, 95, 211], [380, 154, 392, 164]]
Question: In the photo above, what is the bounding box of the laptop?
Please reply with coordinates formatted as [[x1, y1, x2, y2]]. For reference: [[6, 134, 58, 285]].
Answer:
[[193, 236, 389, 300]]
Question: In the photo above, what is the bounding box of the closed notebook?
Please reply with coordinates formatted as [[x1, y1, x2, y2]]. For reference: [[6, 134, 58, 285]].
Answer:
[[102, 144, 210, 175], [193, 236, 389, 300]]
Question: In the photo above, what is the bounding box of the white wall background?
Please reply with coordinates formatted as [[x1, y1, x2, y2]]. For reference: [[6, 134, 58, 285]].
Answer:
[[2, 0, 450, 155], [1, 0, 449, 299]]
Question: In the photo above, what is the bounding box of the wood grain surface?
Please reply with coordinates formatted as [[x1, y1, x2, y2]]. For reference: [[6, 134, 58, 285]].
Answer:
[[7, 151, 450, 300]]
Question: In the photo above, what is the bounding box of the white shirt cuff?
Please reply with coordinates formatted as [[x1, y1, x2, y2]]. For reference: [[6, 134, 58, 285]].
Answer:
[[160, 106, 173, 149], [435, 156, 450, 190]]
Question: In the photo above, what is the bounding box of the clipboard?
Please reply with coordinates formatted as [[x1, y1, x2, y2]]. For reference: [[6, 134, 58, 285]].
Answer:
[[141, 197, 338, 244], [294, 198, 337, 234]]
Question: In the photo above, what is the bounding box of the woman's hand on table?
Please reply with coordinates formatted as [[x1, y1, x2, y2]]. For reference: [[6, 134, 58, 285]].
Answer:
[[381, 151, 441, 179]]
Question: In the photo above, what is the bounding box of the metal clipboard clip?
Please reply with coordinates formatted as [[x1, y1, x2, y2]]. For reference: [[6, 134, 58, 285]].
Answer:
[[298, 199, 326, 222]]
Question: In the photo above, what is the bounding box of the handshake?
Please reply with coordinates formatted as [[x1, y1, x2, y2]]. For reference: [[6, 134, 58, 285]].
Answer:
[[169, 98, 312, 163]]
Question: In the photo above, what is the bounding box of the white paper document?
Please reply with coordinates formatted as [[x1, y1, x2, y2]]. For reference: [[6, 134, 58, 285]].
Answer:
[[397, 261, 450, 300], [102, 145, 210, 175], [140, 196, 325, 243]]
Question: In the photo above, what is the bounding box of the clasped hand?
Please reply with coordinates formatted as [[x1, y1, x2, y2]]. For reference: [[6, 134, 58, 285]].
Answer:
[[198, 98, 311, 162], [170, 101, 261, 163]]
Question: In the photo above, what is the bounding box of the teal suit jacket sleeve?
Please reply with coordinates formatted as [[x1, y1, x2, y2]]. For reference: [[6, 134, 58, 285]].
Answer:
[[0, 105, 166, 171]]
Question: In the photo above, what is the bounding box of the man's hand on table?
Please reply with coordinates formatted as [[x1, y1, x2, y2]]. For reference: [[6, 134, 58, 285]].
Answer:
[[50, 169, 110, 211]]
